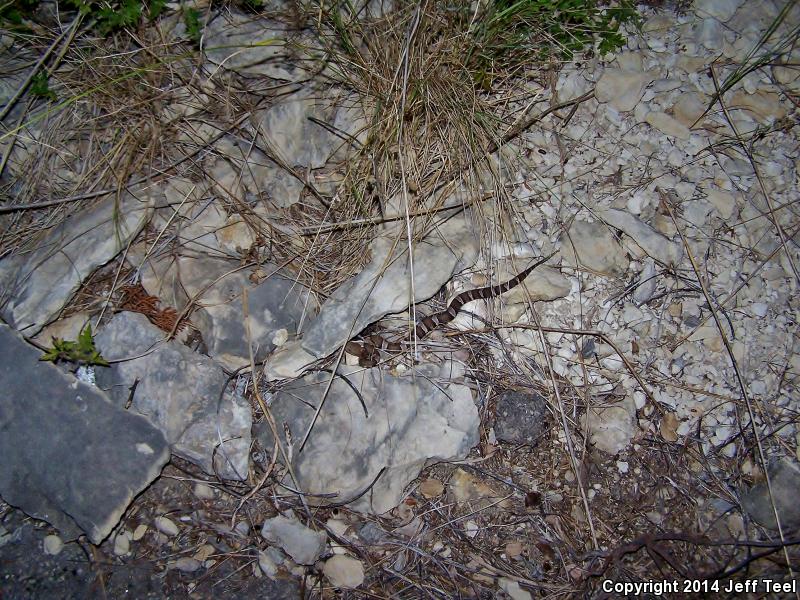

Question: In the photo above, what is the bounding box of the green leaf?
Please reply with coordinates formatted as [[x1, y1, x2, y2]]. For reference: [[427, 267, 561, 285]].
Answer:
[[184, 7, 201, 45], [148, 0, 166, 19], [30, 71, 57, 101]]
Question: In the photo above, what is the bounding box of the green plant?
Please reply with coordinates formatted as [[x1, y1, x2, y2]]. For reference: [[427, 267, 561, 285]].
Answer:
[[30, 71, 57, 101], [0, 0, 40, 28], [469, 0, 641, 78], [62, 0, 167, 34], [183, 6, 201, 45], [40, 324, 110, 367]]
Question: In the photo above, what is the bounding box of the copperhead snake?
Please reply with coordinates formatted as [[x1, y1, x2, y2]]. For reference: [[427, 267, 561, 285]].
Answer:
[[344, 252, 555, 366]]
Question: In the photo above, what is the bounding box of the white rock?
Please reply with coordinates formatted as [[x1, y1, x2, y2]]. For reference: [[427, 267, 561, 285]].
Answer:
[[173, 557, 203, 572], [694, 0, 743, 22], [234, 521, 250, 536], [704, 187, 737, 219], [633, 259, 658, 305], [258, 550, 279, 579], [645, 111, 691, 139], [751, 303, 768, 317], [154, 516, 180, 537], [695, 18, 724, 50], [43, 535, 64, 556], [193, 483, 215, 500], [581, 396, 637, 454], [113, 532, 131, 556], [322, 555, 365, 589], [595, 68, 656, 112], [499, 577, 532, 600], [262, 340, 318, 381], [261, 513, 327, 565], [132, 524, 148, 541], [271, 328, 289, 346], [464, 520, 480, 538]]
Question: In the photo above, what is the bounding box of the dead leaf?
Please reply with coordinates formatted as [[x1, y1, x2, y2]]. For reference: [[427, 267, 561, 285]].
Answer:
[[660, 412, 680, 442]]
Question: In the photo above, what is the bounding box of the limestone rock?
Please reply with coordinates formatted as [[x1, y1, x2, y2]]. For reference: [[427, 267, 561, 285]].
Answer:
[[0, 324, 169, 543], [95, 312, 251, 480]]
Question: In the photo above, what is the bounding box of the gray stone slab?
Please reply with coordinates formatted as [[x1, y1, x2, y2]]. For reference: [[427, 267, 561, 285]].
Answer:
[[741, 458, 800, 531], [0, 324, 169, 544], [0, 190, 154, 334], [138, 254, 316, 370], [301, 216, 479, 359], [204, 14, 314, 80], [95, 312, 251, 480], [256, 360, 479, 513]]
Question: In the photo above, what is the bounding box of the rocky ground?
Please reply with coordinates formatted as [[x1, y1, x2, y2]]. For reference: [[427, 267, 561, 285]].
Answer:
[[1, 0, 799, 598]]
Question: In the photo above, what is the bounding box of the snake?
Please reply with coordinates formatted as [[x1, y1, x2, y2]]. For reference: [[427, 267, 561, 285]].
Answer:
[[344, 252, 555, 366]]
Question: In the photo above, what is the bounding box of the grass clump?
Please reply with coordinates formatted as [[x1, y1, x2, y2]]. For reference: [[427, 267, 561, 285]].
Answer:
[[469, 0, 640, 87], [312, 0, 642, 237]]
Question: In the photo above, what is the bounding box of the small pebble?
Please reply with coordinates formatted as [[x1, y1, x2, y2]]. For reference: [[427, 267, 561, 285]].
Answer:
[[173, 557, 202, 572], [43, 535, 63, 556], [113, 532, 131, 556], [234, 521, 250, 536], [154, 516, 179, 537], [132, 524, 148, 541], [322, 554, 365, 589], [464, 520, 479, 538], [193, 483, 215, 500]]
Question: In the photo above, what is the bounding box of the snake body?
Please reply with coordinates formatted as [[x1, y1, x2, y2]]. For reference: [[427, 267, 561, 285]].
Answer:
[[345, 252, 554, 366]]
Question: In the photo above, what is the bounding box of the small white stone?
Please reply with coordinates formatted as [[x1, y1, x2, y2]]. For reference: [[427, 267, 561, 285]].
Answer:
[[193, 483, 215, 500], [258, 550, 279, 579], [464, 520, 480, 538], [499, 577, 533, 600], [43, 535, 64, 556], [154, 516, 180, 537], [234, 521, 250, 536], [113, 532, 131, 556], [322, 554, 365, 589], [645, 111, 691, 139], [751, 303, 768, 317], [173, 557, 203, 572], [272, 328, 289, 346], [132, 524, 148, 541], [617, 461, 629, 474]]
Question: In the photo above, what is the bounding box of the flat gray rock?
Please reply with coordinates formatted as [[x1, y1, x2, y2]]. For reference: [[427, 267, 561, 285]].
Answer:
[[256, 86, 368, 170], [257, 360, 479, 513], [204, 13, 314, 80], [302, 216, 479, 358], [153, 255, 316, 370], [0, 191, 154, 334], [0, 324, 169, 544], [741, 459, 800, 531], [95, 312, 251, 480], [595, 68, 655, 112], [560, 220, 629, 276]]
